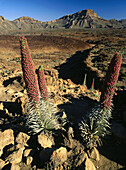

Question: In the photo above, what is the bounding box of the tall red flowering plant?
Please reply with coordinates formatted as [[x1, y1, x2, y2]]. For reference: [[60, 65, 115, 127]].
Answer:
[[20, 36, 39, 105], [79, 53, 122, 149], [100, 52, 122, 110], [36, 65, 49, 101]]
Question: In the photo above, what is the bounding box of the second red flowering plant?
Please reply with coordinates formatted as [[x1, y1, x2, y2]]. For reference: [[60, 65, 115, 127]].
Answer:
[[100, 52, 122, 110], [79, 52, 122, 149]]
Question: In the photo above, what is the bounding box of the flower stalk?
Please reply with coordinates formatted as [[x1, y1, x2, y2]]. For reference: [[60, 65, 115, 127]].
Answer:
[[36, 65, 49, 101], [100, 52, 122, 110], [20, 36, 40, 105]]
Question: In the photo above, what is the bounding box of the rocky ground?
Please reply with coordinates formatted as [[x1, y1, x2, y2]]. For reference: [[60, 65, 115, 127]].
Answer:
[[0, 30, 126, 169]]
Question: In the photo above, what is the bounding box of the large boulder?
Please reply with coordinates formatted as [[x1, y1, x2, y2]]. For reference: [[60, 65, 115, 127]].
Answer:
[[38, 133, 53, 148], [50, 147, 67, 168]]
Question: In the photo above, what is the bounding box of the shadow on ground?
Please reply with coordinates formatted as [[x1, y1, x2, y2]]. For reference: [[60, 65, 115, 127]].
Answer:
[[98, 136, 126, 168], [55, 49, 103, 90], [57, 94, 97, 124], [1, 101, 22, 115]]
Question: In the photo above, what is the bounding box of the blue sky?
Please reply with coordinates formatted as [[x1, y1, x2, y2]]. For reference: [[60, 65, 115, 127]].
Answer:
[[0, 0, 125, 21]]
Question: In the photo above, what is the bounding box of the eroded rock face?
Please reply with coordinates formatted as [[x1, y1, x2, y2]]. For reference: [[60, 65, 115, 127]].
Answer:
[[50, 147, 67, 168], [0, 129, 14, 157]]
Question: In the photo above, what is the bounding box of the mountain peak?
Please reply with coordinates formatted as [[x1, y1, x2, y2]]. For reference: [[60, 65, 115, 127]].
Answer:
[[83, 9, 98, 17], [65, 9, 99, 18], [14, 16, 37, 22]]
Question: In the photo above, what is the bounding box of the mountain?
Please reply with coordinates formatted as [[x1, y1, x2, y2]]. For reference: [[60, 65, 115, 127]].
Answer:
[[56, 9, 125, 28], [0, 9, 126, 34]]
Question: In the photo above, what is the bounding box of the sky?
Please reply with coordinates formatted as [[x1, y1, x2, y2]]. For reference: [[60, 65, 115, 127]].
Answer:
[[0, 0, 126, 22]]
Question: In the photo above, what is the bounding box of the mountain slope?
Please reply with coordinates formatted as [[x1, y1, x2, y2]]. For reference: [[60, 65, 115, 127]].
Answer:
[[55, 9, 124, 28], [0, 9, 125, 34]]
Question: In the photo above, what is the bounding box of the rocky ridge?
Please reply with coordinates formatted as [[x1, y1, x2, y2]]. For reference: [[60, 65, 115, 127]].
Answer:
[[0, 9, 126, 34]]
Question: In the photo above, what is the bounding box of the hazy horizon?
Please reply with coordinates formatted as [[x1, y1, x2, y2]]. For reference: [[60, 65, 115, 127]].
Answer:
[[0, 0, 126, 22]]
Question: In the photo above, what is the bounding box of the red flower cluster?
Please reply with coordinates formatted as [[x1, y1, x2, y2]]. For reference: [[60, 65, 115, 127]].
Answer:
[[37, 65, 49, 101], [100, 52, 122, 110], [20, 36, 39, 105]]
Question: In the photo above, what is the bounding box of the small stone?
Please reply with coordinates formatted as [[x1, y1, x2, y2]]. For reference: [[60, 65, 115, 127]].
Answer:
[[61, 111, 67, 119], [0, 102, 4, 110], [26, 156, 33, 165], [90, 147, 100, 161], [0, 129, 14, 157], [85, 158, 96, 170], [5, 108, 9, 114], [0, 159, 6, 169], [51, 147, 67, 168], [23, 149, 32, 157], [38, 134, 53, 148], [11, 164, 20, 170], [16, 132, 30, 146]]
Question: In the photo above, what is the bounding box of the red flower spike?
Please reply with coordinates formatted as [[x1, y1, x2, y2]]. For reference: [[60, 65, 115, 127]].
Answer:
[[100, 52, 122, 110], [20, 36, 39, 105], [37, 65, 49, 101], [91, 78, 95, 90]]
